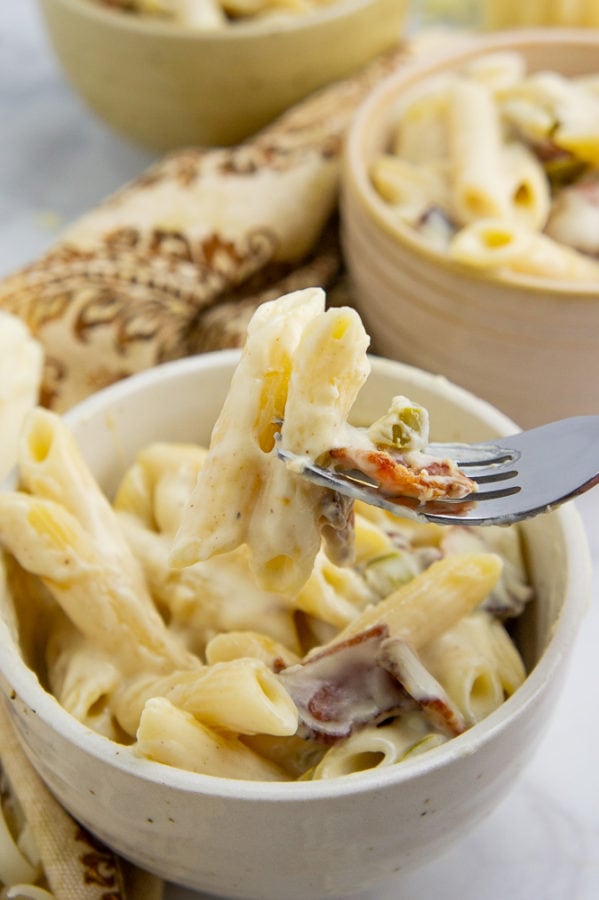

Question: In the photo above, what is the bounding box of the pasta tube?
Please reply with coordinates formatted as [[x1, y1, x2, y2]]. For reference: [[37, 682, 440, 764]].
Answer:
[[421, 610, 526, 725], [204, 630, 300, 668], [504, 142, 551, 231], [294, 549, 373, 628], [450, 218, 599, 280], [136, 698, 288, 781], [249, 304, 370, 591], [18, 409, 142, 580], [311, 716, 447, 780], [335, 552, 503, 650], [0, 799, 40, 888], [449, 217, 534, 269], [114, 441, 208, 534], [507, 230, 599, 280], [370, 155, 449, 221], [462, 51, 526, 92], [170, 288, 325, 570], [114, 659, 298, 737], [171, 288, 371, 595], [46, 620, 123, 739], [448, 78, 511, 224], [393, 80, 451, 164], [0, 493, 189, 673]]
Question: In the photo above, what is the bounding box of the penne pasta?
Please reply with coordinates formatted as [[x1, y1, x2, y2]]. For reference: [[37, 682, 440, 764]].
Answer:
[[204, 630, 300, 668], [46, 620, 123, 740], [334, 552, 503, 650], [370, 155, 449, 222], [136, 698, 288, 781], [245, 304, 370, 592], [0, 793, 40, 888], [114, 441, 208, 535], [372, 50, 599, 284], [506, 230, 599, 280], [421, 612, 503, 725], [448, 217, 535, 270], [486, 615, 529, 696], [450, 217, 599, 280], [462, 51, 526, 93], [113, 658, 297, 737], [503, 142, 551, 231], [294, 549, 373, 628], [162, 658, 298, 735], [311, 715, 447, 780], [440, 524, 533, 618], [447, 78, 511, 225], [18, 409, 140, 575], [170, 288, 326, 574], [0, 491, 189, 673], [392, 79, 451, 164], [421, 610, 526, 725], [546, 181, 599, 257]]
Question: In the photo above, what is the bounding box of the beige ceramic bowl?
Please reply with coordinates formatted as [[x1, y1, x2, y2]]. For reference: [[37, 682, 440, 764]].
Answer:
[[38, 0, 407, 150], [341, 30, 599, 429], [0, 351, 590, 898]]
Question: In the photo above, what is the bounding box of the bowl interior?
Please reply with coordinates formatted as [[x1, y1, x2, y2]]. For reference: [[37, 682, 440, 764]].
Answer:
[[45, 0, 399, 37]]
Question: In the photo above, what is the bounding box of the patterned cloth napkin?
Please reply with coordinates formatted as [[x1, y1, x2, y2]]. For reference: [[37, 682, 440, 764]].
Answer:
[[0, 703, 163, 900], [0, 45, 415, 412], [0, 28, 467, 898]]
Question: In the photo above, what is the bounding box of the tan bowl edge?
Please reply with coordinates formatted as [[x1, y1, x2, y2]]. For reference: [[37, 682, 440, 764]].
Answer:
[[50, 0, 394, 40]]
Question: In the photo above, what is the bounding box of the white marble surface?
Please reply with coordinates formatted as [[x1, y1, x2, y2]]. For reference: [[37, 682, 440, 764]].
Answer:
[[2, 4, 598, 899]]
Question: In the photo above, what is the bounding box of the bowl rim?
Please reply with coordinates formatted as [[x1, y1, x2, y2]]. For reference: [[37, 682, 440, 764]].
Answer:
[[41, 0, 404, 41], [343, 27, 599, 299], [0, 351, 591, 802]]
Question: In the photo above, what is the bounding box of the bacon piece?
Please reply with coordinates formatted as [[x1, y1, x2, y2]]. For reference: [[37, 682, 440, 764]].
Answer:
[[327, 446, 477, 504], [278, 626, 415, 742], [279, 625, 466, 743], [378, 638, 465, 737], [318, 489, 355, 567]]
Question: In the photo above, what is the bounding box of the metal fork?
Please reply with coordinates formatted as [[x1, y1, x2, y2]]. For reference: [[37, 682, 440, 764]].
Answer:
[[276, 416, 599, 526]]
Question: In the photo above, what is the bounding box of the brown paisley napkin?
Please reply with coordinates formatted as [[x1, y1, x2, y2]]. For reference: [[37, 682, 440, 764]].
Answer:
[[0, 702, 163, 899], [0, 45, 415, 412]]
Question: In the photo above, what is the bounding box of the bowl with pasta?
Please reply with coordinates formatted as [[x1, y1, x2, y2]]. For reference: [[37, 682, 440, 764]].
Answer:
[[37, 0, 407, 150], [342, 29, 599, 429], [0, 289, 590, 898]]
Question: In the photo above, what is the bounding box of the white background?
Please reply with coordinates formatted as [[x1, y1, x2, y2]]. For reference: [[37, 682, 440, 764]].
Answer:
[[1, 4, 598, 898]]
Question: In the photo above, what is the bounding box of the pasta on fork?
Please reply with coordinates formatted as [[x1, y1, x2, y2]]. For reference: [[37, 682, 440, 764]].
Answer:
[[0, 288, 534, 781], [171, 288, 476, 591]]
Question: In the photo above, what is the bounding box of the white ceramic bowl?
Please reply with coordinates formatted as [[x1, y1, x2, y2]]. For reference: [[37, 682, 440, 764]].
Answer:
[[341, 29, 599, 428], [0, 351, 590, 899], [38, 0, 407, 150]]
